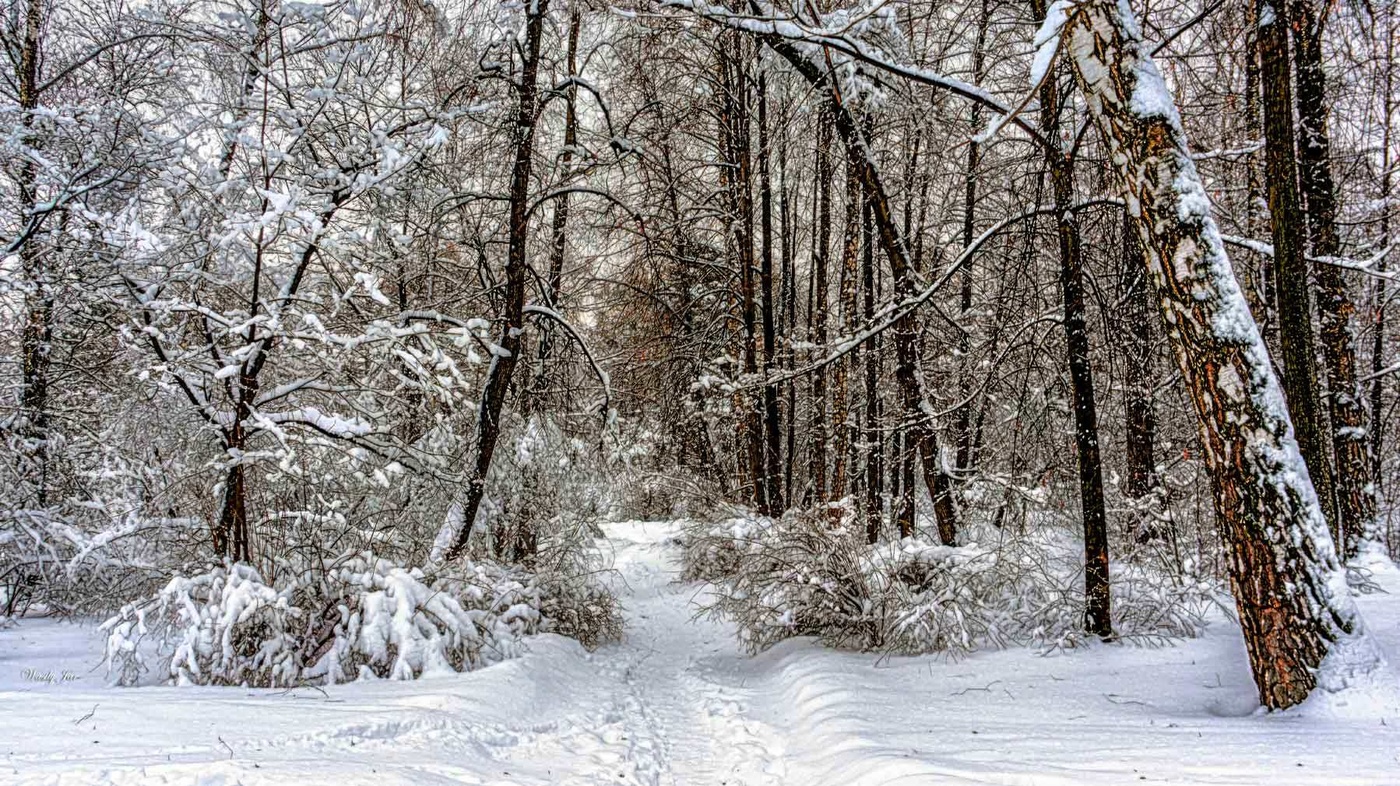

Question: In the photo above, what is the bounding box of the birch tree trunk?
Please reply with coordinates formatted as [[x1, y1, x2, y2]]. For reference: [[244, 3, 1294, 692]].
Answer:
[[1060, 0, 1379, 709]]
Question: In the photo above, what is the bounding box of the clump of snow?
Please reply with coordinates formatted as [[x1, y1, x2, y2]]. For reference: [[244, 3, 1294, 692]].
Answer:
[[1289, 631, 1399, 719], [1030, 0, 1075, 88]]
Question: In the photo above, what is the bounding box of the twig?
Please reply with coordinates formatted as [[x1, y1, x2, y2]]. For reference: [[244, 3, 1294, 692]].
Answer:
[[952, 680, 1001, 696], [72, 704, 98, 725]]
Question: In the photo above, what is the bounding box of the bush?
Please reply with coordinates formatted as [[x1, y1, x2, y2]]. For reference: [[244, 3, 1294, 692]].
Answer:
[[102, 550, 619, 687], [683, 508, 1225, 657]]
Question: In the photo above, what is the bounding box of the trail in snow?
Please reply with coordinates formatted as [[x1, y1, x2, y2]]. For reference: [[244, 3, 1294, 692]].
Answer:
[[0, 521, 791, 786], [3, 519, 1400, 785]]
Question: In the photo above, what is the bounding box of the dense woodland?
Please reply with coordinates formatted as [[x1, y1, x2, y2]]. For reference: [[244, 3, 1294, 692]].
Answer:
[[2, 0, 1398, 710]]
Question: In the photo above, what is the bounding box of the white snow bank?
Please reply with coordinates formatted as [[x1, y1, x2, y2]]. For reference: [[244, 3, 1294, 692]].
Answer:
[[3, 521, 1399, 785]]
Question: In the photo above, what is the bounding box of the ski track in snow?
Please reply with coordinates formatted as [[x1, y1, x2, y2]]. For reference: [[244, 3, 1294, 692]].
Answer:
[[3, 519, 1400, 785]]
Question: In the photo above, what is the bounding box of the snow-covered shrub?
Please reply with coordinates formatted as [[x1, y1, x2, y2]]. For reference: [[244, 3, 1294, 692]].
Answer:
[[865, 538, 1006, 654], [684, 507, 1225, 656], [101, 549, 619, 687], [685, 507, 882, 653], [445, 417, 608, 564], [0, 416, 201, 619], [680, 507, 777, 584], [102, 562, 300, 686]]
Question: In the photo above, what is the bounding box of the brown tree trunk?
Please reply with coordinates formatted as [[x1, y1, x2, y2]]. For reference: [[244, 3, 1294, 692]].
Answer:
[[1123, 211, 1162, 542], [831, 146, 862, 503], [809, 107, 832, 504], [1035, 46, 1112, 639], [757, 70, 785, 515], [530, 9, 581, 408], [1062, 0, 1377, 709], [445, 0, 549, 561], [15, 0, 50, 504], [1258, 0, 1340, 538], [1290, 0, 1377, 555], [862, 199, 885, 541], [953, 0, 992, 480], [779, 138, 799, 506], [216, 462, 251, 563]]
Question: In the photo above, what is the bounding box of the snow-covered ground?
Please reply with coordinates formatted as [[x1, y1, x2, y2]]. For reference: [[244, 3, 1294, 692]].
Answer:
[[3, 520, 1399, 785]]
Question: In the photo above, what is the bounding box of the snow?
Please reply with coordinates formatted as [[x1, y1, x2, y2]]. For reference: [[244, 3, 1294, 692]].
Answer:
[[1030, 0, 1073, 88], [5, 520, 1400, 784]]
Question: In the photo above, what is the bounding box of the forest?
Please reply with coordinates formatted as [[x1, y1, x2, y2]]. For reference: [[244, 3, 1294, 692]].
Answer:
[[2, 0, 1400, 781]]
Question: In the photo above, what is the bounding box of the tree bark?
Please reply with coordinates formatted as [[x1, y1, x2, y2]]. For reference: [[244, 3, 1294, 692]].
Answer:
[[953, 0, 992, 480], [1243, 4, 1273, 336], [831, 145, 861, 504], [733, 43, 766, 514], [779, 138, 798, 506], [809, 107, 832, 504], [862, 198, 885, 541], [1290, 0, 1377, 555], [1371, 19, 1395, 497], [530, 9, 581, 409], [1062, 0, 1378, 709], [1122, 211, 1162, 542], [1258, 0, 1339, 538]]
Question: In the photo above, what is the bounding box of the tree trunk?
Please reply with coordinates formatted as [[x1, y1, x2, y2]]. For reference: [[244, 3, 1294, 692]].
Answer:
[[1371, 19, 1395, 497], [1061, 0, 1378, 709], [862, 199, 884, 541], [831, 146, 861, 503], [1122, 211, 1162, 542], [809, 107, 832, 504], [1243, 4, 1273, 335], [15, 0, 51, 504], [954, 0, 992, 480], [757, 70, 785, 515], [779, 138, 798, 506], [1035, 47, 1112, 639], [732, 43, 766, 514], [445, 0, 549, 561], [1258, 0, 1340, 538], [1290, 0, 1377, 555], [530, 9, 581, 409]]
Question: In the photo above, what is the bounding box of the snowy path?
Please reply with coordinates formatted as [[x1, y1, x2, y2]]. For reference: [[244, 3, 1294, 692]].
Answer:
[[0, 520, 793, 786], [4, 519, 1400, 785]]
